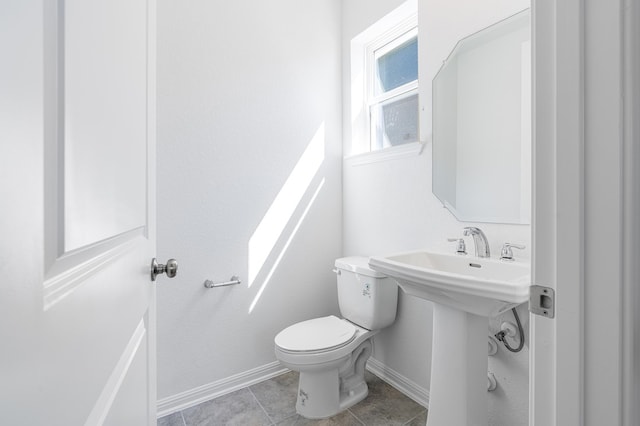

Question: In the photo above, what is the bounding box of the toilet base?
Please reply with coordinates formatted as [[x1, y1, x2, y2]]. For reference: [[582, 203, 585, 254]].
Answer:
[[293, 340, 373, 419]]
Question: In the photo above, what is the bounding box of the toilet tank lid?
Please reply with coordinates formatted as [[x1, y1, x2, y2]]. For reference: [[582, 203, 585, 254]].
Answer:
[[335, 256, 386, 278]]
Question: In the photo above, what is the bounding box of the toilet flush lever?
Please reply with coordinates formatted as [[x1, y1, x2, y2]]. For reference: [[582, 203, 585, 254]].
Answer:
[[150, 258, 178, 281]]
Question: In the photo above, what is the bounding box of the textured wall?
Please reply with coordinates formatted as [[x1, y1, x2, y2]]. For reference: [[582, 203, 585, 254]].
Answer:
[[156, 0, 343, 400]]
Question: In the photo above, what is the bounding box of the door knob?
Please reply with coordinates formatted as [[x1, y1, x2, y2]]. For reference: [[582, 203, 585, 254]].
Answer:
[[151, 258, 178, 281]]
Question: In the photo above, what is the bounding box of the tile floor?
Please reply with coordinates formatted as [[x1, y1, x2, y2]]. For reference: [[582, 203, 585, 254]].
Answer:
[[158, 370, 428, 426]]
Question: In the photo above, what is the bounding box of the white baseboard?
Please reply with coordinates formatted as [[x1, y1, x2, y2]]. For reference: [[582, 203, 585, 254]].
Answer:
[[157, 358, 429, 418], [366, 357, 430, 408], [157, 361, 288, 418]]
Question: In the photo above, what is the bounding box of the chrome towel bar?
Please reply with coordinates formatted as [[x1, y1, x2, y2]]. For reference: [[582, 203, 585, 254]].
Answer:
[[204, 276, 241, 288]]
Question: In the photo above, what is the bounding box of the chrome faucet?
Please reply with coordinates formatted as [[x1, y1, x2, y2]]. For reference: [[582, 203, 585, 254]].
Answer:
[[463, 227, 490, 258]]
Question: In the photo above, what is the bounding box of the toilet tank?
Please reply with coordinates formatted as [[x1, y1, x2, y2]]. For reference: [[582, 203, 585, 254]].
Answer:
[[335, 257, 398, 330]]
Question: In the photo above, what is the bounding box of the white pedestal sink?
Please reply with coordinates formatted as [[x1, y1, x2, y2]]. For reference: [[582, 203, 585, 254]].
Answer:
[[369, 250, 530, 426]]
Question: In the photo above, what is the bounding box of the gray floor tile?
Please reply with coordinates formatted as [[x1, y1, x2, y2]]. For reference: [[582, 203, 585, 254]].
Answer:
[[404, 409, 428, 426], [174, 369, 426, 426], [158, 412, 185, 426], [250, 371, 299, 423], [275, 410, 363, 426], [182, 388, 272, 426], [348, 372, 425, 426]]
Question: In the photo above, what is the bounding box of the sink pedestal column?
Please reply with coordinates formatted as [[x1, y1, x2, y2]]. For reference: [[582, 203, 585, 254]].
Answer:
[[427, 304, 488, 426]]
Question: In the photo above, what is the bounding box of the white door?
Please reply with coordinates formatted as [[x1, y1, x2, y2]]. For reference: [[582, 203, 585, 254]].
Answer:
[[530, 1, 584, 425], [531, 1, 638, 425], [0, 1, 162, 425]]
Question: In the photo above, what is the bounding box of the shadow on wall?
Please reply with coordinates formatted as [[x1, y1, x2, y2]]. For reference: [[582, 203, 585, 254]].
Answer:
[[247, 123, 327, 313]]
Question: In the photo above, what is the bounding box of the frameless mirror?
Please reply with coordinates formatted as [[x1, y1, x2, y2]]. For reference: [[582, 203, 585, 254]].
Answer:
[[432, 10, 531, 224]]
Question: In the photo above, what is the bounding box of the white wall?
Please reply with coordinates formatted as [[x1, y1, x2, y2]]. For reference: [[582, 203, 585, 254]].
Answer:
[[156, 0, 343, 402], [342, 1, 530, 425]]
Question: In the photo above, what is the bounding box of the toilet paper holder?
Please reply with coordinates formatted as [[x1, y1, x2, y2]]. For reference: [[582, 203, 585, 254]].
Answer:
[[204, 276, 241, 288]]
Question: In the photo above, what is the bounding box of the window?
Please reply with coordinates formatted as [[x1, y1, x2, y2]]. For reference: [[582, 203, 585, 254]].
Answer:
[[350, 3, 419, 158], [368, 28, 419, 150]]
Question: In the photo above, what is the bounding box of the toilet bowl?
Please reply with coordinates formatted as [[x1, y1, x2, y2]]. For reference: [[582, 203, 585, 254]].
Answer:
[[274, 257, 398, 419], [275, 315, 377, 419]]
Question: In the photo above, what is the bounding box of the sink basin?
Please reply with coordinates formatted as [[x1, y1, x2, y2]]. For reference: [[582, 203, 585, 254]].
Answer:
[[368, 250, 530, 317]]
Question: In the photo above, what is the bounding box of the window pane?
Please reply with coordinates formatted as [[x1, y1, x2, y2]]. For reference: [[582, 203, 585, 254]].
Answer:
[[371, 93, 419, 149], [376, 36, 418, 93]]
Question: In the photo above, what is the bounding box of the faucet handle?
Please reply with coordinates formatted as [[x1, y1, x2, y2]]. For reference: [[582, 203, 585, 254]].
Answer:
[[500, 243, 526, 261], [448, 238, 467, 255]]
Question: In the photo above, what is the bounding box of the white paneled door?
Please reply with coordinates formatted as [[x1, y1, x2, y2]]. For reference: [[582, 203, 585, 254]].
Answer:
[[531, 1, 639, 425], [1, 1, 158, 425]]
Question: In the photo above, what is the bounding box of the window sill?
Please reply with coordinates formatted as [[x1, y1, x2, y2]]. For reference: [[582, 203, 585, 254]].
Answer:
[[344, 141, 425, 166]]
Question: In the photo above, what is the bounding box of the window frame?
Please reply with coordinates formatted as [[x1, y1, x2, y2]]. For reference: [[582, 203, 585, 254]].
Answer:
[[367, 27, 419, 151], [348, 7, 421, 161], [368, 27, 419, 102]]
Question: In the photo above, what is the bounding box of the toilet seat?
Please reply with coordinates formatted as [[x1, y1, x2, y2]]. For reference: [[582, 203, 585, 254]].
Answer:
[[275, 315, 357, 354], [275, 317, 376, 368]]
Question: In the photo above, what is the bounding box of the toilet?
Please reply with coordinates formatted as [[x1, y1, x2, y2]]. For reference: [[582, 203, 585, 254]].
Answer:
[[274, 256, 398, 419]]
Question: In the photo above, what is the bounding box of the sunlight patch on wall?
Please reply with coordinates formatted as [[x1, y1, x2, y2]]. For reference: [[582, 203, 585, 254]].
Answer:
[[248, 124, 325, 288], [248, 178, 326, 314]]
